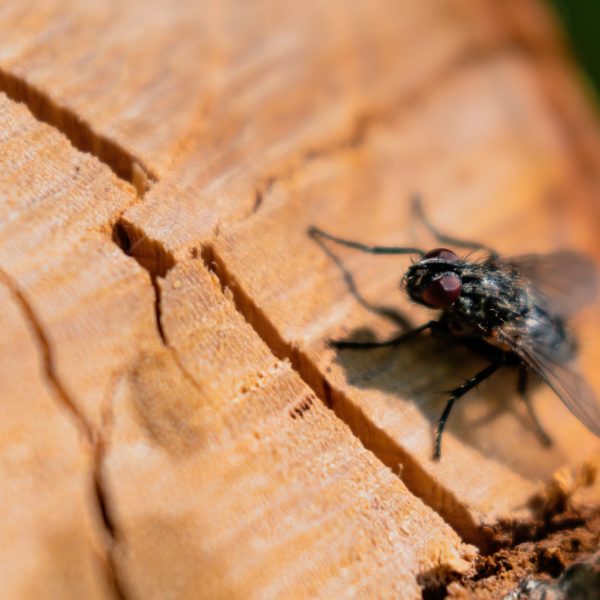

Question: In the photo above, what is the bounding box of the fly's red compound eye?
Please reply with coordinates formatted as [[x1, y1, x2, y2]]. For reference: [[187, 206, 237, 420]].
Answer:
[[423, 248, 459, 263], [422, 273, 462, 308]]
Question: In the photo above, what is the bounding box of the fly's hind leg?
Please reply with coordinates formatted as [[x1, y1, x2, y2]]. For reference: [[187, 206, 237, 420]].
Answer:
[[434, 358, 504, 459], [412, 194, 499, 260], [518, 365, 553, 447]]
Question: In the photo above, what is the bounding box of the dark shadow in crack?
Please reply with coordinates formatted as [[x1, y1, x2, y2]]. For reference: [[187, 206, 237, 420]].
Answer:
[[0, 67, 155, 191]]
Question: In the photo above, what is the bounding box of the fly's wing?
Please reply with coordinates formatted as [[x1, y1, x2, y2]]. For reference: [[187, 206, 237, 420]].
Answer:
[[497, 319, 600, 437], [500, 251, 598, 317]]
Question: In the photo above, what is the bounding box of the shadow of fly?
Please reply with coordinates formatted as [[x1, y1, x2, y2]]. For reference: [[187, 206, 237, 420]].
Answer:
[[308, 197, 600, 459]]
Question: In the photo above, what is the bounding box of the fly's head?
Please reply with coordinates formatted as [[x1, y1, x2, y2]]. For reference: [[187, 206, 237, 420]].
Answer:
[[403, 248, 462, 309]]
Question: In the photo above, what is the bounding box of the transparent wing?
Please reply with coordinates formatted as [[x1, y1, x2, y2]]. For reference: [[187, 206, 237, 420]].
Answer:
[[501, 251, 598, 317], [497, 319, 600, 437]]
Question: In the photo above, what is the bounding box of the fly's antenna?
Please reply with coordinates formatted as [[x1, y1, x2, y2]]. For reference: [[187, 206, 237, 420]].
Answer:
[[307, 226, 424, 257]]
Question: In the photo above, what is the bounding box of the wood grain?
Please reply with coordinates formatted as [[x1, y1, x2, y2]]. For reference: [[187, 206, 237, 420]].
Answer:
[[0, 93, 473, 597], [102, 260, 474, 598], [1, 1, 493, 194], [0, 276, 112, 599], [0, 93, 150, 430], [126, 55, 600, 546], [2, 0, 600, 596]]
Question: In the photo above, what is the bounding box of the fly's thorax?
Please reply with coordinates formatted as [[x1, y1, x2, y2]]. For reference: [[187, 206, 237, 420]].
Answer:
[[402, 252, 525, 318], [448, 263, 532, 333], [403, 253, 537, 333]]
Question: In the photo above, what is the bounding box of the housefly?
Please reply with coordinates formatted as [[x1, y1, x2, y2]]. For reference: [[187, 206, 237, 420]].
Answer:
[[308, 198, 600, 459]]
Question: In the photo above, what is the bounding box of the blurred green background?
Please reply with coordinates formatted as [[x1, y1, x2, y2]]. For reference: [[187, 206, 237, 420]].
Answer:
[[550, 0, 600, 99]]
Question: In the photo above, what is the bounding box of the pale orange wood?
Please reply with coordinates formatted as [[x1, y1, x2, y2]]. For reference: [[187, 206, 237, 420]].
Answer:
[[0, 92, 156, 597], [126, 55, 600, 547], [0, 277, 112, 599], [1, 0, 490, 193], [103, 260, 474, 599], [2, 0, 600, 595], [0, 93, 474, 597], [0, 93, 152, 430]]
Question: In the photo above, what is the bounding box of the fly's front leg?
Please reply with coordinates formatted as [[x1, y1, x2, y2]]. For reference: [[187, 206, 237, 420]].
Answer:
[[434, 358, 504, 459], [518, 365, 553, 447], [308, 226, 424, 256], [329, 320, 439, 350], [412, 194, 499, 260], [309, 228, 413, 330]]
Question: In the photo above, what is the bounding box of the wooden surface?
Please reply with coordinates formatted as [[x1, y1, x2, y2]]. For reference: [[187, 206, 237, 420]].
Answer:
[[1, 0, 599, 598], [0, 93, 473, 599]]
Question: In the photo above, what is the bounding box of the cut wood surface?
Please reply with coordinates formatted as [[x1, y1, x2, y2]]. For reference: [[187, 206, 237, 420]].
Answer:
[[0, 92, 474, 598], [0, 0, 483, 189], [204, 58, 600, 547], [1, 0, 600, 598], [105, 261, 474, 599]]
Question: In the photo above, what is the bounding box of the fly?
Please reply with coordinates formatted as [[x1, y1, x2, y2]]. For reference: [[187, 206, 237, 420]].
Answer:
[[308, 197, 600, 459]]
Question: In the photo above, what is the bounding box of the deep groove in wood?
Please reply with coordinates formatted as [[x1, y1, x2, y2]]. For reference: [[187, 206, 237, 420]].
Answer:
[[112, 219, 176, 278], [200, 242, 492, 549], [93, 410, 130, 600], [111, 219, 209, 401], [201, 242, 600, 557], [0, 67, 156, 195], [111, 219, 175, 346]]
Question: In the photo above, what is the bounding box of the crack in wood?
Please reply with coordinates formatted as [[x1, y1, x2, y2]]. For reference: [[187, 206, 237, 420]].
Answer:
[[150, 273, 167, 344], [94, 383, 130, 600], [198, 243, 493, 549], [111, 219, 207, 400], [247, 40, 530, 217], [199, 239, 599, 554], [111, 219, 176, 349], [0, 268, 129, 600], [199, 240, 600, 596], [0, 268, 93, 442], [112, 219, 176, 277], [0, 67, 156, 196]]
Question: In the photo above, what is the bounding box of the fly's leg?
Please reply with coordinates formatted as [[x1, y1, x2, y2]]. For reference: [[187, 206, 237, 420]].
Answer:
[[308, 226, 424, 256], [330, 320, 438, 350], [412, 195, 499, 260], [309, 229, 412, 330], [518, 365, 553, 447], [434, 358, 504, 459]]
